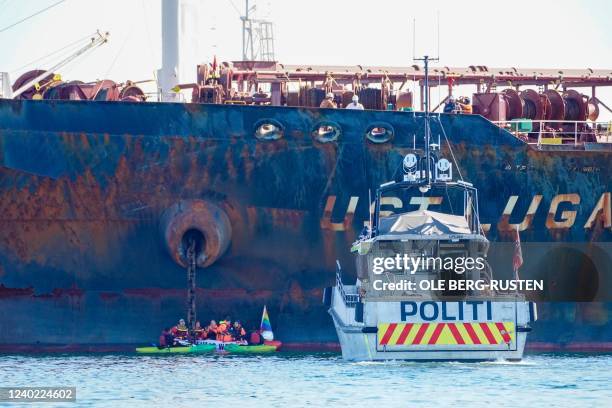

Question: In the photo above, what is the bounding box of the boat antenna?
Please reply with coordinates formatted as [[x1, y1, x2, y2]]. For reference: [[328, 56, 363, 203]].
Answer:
[[413, 15, 439, 185], [414, 55, 438, 185], [412, 18, 416, 61]]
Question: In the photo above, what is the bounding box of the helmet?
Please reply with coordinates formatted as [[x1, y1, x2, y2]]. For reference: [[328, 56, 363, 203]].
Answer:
[[352, 95, 359, 102], [448, 95, 455, 102], [464, 97, 471, 104], [179, 319, 185, 324], [326, 92, 334, 99]]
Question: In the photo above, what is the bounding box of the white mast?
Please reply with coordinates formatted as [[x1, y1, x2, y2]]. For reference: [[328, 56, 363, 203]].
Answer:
[[158, 0, 203, 102], [158, 0, 179, 102]]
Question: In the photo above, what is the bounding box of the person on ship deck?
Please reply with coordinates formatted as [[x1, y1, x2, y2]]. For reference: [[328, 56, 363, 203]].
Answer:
[[444, 95, 472, 114], [458, 96, 472, 114], [443, 95, 457, 113], [345, 94, 364, 110], [320, 92, 337, 108]]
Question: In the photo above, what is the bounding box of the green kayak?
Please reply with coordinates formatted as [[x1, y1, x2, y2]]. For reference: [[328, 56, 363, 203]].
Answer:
[[135, 344, 216, 354], [136, 343, 279, 354], [223, 344, 277, 354]]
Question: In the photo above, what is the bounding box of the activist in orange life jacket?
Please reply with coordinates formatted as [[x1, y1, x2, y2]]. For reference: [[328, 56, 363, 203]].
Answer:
[[192, 321, 207, 341], [171, 318, 189, 339], [216, 320, 233, 342]]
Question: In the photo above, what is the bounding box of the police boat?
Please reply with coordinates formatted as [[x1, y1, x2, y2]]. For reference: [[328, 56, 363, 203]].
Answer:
[[325, 149, 537, 361]]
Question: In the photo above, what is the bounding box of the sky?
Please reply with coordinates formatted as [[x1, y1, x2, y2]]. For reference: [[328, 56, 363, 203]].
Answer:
[[0, 0, 611, 117]]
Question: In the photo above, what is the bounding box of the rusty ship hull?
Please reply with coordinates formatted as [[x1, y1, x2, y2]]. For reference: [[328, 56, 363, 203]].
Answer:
[[0, 98, 610, 351]]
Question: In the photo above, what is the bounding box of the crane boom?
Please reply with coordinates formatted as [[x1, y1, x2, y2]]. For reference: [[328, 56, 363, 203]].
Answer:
[[12, 30, 110, 99]]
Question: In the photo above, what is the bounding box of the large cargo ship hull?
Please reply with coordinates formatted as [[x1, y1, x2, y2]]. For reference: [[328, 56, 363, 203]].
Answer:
[[0, 99, 610, 350]]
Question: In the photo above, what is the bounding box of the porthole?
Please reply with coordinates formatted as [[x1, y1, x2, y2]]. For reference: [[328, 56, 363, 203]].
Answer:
[[365, 123, 394, 144], [312, 122, 341, 143], [254, 119, 284, 141]]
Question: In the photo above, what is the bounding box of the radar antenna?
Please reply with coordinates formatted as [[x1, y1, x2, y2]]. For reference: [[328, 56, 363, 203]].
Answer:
[[241, 0, 275, 61]]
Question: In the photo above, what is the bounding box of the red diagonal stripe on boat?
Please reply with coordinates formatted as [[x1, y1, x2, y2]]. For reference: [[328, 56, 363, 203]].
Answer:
[[447, 323, 465, 344], [463, 323, 481, 344], [412, 323, 430, 344], [427, 323, 445, 345], [496, 322, 512, 344], [396, 323, 414, 345], [380, 323, 397, 345], [479, 323, 497, 344]]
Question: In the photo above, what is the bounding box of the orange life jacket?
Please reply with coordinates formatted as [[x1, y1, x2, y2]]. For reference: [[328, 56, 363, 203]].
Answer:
[[459, 103, 473, 114], [216, 323, 233, 342]]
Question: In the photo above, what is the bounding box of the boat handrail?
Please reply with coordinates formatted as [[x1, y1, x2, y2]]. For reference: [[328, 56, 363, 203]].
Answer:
[[335, 260, 359, 308], [492, 119, 612, 148]]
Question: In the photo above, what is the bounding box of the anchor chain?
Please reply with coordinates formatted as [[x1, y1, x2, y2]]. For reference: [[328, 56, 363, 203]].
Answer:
[[186, 238, 197, 331]]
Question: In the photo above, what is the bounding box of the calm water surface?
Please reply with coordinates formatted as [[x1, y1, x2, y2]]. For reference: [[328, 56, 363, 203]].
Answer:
[[0, 353, 610, 407]]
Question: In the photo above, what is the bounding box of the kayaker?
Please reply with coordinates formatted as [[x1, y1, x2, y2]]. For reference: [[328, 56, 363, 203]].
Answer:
[[216, 320, 233, 342], [224, 316, 233, 339], [171, 318, 189, 341], [206, 320, 218, 339], [158, 328, 172, 348], [231, 321, 247, 342], [249, 329, 263, 345], [192, 321, 207, 341]]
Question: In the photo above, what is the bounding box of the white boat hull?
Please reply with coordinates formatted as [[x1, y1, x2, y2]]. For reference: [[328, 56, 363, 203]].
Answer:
[[333, 325, 529, 361], [329, 287, 536, 361]]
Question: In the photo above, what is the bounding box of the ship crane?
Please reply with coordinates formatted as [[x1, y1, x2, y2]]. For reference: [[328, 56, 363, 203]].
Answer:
[[11, 30, 109, 99]]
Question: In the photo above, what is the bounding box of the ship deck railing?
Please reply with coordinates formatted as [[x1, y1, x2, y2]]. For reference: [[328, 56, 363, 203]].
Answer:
[[335, 260, 360, 308], [493, 119, 612, 149]]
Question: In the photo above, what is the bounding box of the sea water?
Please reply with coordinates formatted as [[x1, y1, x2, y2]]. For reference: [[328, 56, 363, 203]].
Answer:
[[0, 353, 610, 407]]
